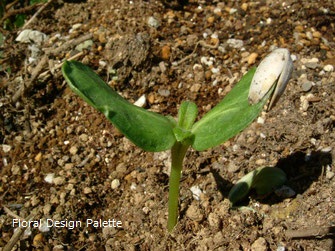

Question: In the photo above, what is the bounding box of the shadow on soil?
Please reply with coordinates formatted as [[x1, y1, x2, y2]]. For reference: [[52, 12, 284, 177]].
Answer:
[[211, 150, 332, 206], [277, 150, 332, 195]]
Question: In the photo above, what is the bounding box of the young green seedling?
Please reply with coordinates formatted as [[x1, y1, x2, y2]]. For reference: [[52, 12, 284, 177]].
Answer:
[[228, 166, 287, 205], [62, 48, 293, 232]]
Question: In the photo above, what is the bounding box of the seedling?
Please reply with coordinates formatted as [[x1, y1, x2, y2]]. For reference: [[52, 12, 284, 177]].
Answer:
[[228, 166, 287, 205], [62, 48, 293, 232]]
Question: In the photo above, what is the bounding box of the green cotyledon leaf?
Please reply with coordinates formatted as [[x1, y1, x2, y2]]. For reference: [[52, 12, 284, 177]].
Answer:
[[191, 68, 273, 151], [62, 60, 176, 152], [228, 167, 287, 205]]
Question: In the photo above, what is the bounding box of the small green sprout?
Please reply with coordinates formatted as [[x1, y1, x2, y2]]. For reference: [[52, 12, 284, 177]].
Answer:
[[228, 166, 287, 206], [62, 48, 293, 232]]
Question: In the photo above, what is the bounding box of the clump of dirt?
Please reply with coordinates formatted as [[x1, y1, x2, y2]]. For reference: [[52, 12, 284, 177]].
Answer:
[[1, 0, 335, 250]]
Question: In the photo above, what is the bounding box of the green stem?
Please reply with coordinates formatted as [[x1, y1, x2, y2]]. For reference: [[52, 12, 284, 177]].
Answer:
[[167, 142, 189, 232]]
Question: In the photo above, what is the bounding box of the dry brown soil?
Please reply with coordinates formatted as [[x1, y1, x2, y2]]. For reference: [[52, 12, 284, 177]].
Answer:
[[1, 0, 335, 250]]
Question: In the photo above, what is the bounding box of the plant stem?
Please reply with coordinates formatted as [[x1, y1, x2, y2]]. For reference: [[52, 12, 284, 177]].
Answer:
[[167, 142, 189, 232]]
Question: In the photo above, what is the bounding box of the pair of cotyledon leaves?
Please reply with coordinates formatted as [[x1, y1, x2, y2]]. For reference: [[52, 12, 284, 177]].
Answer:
[[62, 48, 292, 152], [62, 61, 268, 152]]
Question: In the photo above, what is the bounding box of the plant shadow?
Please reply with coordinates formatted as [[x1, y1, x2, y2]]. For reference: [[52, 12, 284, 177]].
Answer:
[[210, 150, 332, 206], [210, 167, 233, 199], [261, 150, 332, 205]]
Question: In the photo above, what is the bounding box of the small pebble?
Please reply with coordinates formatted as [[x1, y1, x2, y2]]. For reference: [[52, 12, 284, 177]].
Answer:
[[134, 94, 146, 107], [83, 187, 92, 194], [159, 61, 167, 73], [69, 146, 78, 155], [226, 38, 243, 49], [75, 40, 93, 51], [323, 64, 334, 72], [15, 29, 48, 44], [277, 245, 286, 251], [321, 146, 332, 153], [79, 133, 88, 142], [158, 89, 170, 97], [301, 81, 313, 92], [251, 237, 268, 251], [2, 144, 11, 153], [213, 7, 222, 15], [148, 16, 160, 28], [161, 45, 171, 60], [111, 179, 120, 189], [326, 171, 334, 180], [207, 16, 215, 24], [53, 177, 65, 185], [257, 117, 265, 124], [241, 3, 248, 11], [304, 58, 319, 69], [227, 162, 240, 173], [312, 31, 322, 38], [300, 95, 309, 111], [44, 173, 55, 184], [255, 158, 266, 165], [38, 219, 50, 233], [248, 52, 258, 65], [190, 185, 202, 200], [33, 233, 45, 247], [190, 83, 201, 92], [229, 8, 238, 14], [72, 23, 82, 30]]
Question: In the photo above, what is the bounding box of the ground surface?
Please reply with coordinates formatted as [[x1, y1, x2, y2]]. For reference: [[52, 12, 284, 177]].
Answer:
[[1, 0, 335, 250]]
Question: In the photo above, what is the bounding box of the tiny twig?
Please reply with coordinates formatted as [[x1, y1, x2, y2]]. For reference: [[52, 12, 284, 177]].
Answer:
[[22, 0, 54, 29], [11, 33, 92, 103], [5, 0, 20, 11], [0, 3, 42, 25], [173, 39, 219, 66], [3, 206, 25, 220], [286, 226, 335, 239], [43, 33, 93, 56], [39, 51, 84, 79], [3, 211, 37, 251]]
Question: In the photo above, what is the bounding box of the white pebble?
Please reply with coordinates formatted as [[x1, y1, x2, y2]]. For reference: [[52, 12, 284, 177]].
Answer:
[[134, 94, 146, 107], [44, 173, 55, 184], [211, 67, 220, 74], [72, 23, 82, 30], [2, 144, 11, 153], [39, 219, 51, 232], [326, 171, 334, 180], [213, 7, 221, 15], [257, 117, 265, 124], [229, 8, 237, 14], [147, 16, 160, 28], [320, 146, 332, 153], [290, 54, 297, 61], [111, 179, 120, 189], [130, 183, 137, 190], [200, 56, 213, 66], [190, 185, 202, 200], [323, 64, 334, 72], [99, 60, 107, 67], [226, 38, 244, 49]]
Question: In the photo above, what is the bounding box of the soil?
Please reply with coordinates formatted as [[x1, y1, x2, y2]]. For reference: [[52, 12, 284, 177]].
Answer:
[[1, 0, 335, 250]]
